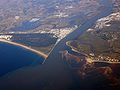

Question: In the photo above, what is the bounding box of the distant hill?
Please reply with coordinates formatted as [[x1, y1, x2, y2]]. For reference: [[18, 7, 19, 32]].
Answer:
[[0, 0, 104, 33]]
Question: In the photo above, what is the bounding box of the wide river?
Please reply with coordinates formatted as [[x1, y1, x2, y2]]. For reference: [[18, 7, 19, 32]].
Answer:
[[0, 0, 114, 89]]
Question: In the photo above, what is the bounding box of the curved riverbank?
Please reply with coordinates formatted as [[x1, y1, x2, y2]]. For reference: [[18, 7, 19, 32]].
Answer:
[[66, 41, 88, 56], [0, 39, 48, 59], [0, 0, 114, 90]]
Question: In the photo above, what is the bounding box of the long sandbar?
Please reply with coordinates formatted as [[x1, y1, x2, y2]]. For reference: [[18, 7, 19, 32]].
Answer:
[[0, 39, 48, 59]]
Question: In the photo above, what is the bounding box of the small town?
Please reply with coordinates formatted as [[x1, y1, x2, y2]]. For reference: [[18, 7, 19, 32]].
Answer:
[[0, 35, 12, 40]]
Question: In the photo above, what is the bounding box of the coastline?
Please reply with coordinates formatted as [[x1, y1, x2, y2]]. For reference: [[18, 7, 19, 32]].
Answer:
[[66, 42, 120, 64], [0, 39, 48, 59]]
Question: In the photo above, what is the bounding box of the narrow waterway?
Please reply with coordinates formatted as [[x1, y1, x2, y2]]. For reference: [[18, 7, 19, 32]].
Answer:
[[0, 0, 114, 89]]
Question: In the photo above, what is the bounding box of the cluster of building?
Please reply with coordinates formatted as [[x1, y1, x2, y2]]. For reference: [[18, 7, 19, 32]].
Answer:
[[95, 12, 120, 29], [88, 55, 120, 64], [0, 35, 12, 40], [53, 12, 69, 18], [39, 26, 78, 42], [98, 55, 119, 63]]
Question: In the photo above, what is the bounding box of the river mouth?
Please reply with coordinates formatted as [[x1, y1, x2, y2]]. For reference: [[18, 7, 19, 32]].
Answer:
[[0, 42, 44, 77], [0, 0, 115, 89]]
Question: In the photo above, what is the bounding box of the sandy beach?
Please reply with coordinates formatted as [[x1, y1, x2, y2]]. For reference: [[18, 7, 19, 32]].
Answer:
[[0, 39, 48, 59]]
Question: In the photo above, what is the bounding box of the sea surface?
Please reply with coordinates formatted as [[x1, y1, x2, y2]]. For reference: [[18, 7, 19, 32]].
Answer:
[[0, 42, 44, 76], [0, 0, 114, 89]]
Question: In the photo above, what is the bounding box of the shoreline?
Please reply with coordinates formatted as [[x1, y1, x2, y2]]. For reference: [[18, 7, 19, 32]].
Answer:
[[66, 42, 120, 64], [0, 39, 48, 59]]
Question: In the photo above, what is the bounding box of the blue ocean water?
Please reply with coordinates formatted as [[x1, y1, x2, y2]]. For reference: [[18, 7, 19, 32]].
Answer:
[[0, 42, 44, 76]]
